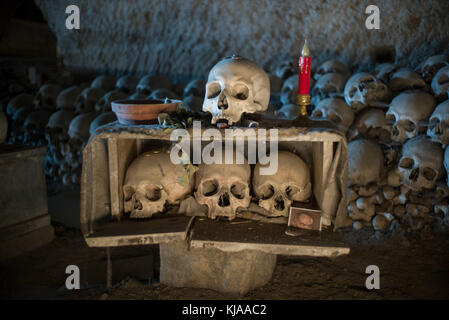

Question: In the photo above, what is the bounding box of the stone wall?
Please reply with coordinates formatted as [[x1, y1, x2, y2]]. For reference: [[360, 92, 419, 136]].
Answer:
[[35, 0, 449, 79]]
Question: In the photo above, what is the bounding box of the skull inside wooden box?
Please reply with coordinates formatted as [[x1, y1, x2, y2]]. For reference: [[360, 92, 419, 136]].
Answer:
[[121, 145, 313, 221]]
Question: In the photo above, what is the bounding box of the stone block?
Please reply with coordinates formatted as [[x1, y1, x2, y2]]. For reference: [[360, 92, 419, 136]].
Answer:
[[160, 241, 277, 296]]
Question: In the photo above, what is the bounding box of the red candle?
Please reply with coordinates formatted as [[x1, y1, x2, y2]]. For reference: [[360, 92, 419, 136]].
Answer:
[[298, 39, 311, 95]]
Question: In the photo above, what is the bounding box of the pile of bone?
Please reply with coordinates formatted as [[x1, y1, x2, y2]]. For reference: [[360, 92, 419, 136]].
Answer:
[[4, 73, 203, 187], [267, 55, 449, 234]]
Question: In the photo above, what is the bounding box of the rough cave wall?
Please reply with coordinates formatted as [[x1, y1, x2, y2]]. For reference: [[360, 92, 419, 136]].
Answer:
[[34, 0, 449, 78]]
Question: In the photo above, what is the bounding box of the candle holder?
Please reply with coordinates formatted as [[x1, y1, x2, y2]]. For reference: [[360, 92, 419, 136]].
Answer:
[[296, 94, 310, 117]]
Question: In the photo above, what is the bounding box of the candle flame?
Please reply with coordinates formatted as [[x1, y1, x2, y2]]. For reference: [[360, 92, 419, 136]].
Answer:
[[301, 39, 310, 57]]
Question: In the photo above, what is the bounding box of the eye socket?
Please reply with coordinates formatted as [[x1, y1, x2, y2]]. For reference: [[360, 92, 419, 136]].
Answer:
[[285, 185, 301, 200], [202, 180, 218, 197], [385, 114, 396, 125], [403, 120, 416, 132], [422, 167, 437, 181], [206, 83, 221, 99], [258, 184, 274, 200], [399, 157, 414, 169], [348, 88, 356, 98], [123, 185, 135, 201], [312, 110, 323, 118], [231, 84, 249, 100], [231, 182, 247, 199], [146, 186, 162, 201]]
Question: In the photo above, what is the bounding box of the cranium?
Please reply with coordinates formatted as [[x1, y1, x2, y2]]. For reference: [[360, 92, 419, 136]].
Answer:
[[56, 86, 83, 110], [148, 88, 180, 101], [9, 105, 33, 144], [115, 75, 139, 94], [388, 69, 426, 94], [23, 110, 51, 146], [280, 75, 298, 105], [91, 75, 117, 91], [202, 56, 270, 126], [6, 93, 33, 116], [312, 73, 347, 101], [94, 90, 128, 113], [398, 136, 444, 192], [374, 63, 399, 84], [194, 151, 251, 220], [272, 56, 296, 79], [431, 65, 449, 101], [427, 100, 449, 146], [123, 150, 194, 218], [75, 87, 106, 114], [33, 84, 63, 111], [136, 74, 172, 96], [418, 55, 448, 83], [348, 139, 384, 187], [253, 151, 311, 217], [311, 97, 354, 131], [46, 109, 76, 147], [64, 113, 97, 167], [89, 112, 117, 136], [314, 60, 350, 81], [348, 108, 390, 142], [386, 90, 436, 143], [183, 79, 206, 98], [275, 103, 300, 120], [344, 72, 390, 112], [0, 110, 6, 144]]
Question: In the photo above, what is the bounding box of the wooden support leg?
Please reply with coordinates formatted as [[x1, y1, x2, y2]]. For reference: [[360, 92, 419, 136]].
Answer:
[[106, 247, 112, 290]]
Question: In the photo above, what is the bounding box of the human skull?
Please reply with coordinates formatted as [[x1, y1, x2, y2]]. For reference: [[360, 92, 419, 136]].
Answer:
[[91, 75, 117, 91], [137, 75, 172, 96], [388, 69, 427, 94], [275, 103, 300, 120], [386, 90, 436, 143], [46, 109, 76, 147], [427, 100, 449, 146], [311, 97, 354, 131], [6, 93, 34, 116], [23, 110, 52, 145], [272, 56, 296, 79], [348, 139, 384, 187], [56, 86, 83, 110], [33, 84, 63, 111], [418, 55, 448, 83], [344, 72, 390, 112], [202, 56, 270, 126], [374, 63, 399, 84], [0, 110, 7, 144], [314, 60, 350, 81], [398, 136, 444, 192], [94, 90, 128, 113], [75, 87, 106, 114], [9, 105, 33, 144], [115, 75, 139, 95], [89, 112, 117, 136], [253, 151, 312, 217], [312, 73, 347, 101], [195, 151, 251, 220], [123, 150, 194, 218], [280, 75, 298, 105], [183, 79, 206, 98], [431, 65, 449, 101], [64, 113, 97, 167], [444, 147, 449, 187], [348, 108, 390, 142], [148, 88, 180, 101], [182, 95, 203, 113]]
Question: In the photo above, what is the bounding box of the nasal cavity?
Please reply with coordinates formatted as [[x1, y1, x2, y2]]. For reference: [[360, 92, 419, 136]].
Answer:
[[274, 195, 285, 211], [409, 168, 419, 181], [218, 192, 230, 207], [218, 94, 228, 110]]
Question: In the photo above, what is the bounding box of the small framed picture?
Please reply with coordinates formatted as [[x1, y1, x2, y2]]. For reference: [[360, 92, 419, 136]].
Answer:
[[288, 205, 322, 231]]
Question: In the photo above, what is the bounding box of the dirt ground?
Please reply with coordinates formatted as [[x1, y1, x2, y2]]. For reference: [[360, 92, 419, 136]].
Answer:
[[1, 225, 449, 300]]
